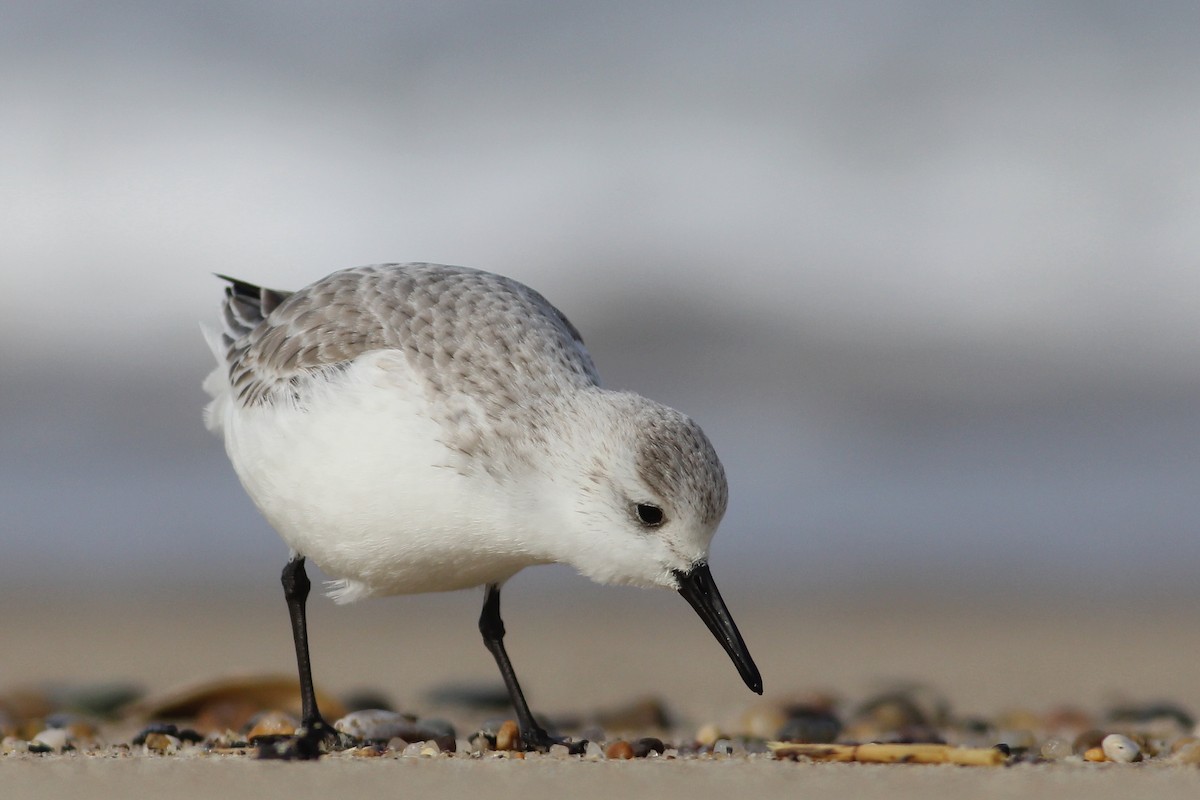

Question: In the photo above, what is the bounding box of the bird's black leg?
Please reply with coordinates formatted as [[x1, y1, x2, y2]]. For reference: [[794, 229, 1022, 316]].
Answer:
[[479, 584, 586, 754], [259, 556, 355, 760]]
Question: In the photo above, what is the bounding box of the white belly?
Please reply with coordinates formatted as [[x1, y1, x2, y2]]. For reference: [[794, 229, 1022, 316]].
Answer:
[[217, 351, 549, 600]]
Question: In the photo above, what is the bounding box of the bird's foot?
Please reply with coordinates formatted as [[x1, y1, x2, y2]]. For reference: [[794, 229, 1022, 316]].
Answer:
[[520, 725, 588, 755], [256, 719, 359, 761]]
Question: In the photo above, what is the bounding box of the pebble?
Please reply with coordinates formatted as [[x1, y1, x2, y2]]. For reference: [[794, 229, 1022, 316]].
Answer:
[[1171, 736, 1200, 755], [334, 709, 415, 741], [30, 728, 70, 753], [1039, 737, 1074, 761], [1083, 747, 1106, 763], [2, 736, 29, 755], [605, 740, 634, 760], [632, 737, 665, 758], [131, 723, 204, 745], [584, 741, 605, 760], [1101, 734, 1141, 763], [711, 738, 735, 756], [548, 743, 571, 758], [245, 710, 299, 740], [495, 720, 520, 751], [1171, 741, 1200, 765], [143, 732, 181, 755]]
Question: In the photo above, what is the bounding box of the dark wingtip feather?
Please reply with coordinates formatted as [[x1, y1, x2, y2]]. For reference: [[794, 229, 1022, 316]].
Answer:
[[214, 274, 293, 337]]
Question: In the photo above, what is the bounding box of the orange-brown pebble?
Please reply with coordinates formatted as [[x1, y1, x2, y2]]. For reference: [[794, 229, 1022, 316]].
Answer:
[[605, 740, 634, 760], [1172, 741, 1200, 765], [495, 720, 520, 751], [246, 710, 299, 740], [1083, 747, 1107, 763]]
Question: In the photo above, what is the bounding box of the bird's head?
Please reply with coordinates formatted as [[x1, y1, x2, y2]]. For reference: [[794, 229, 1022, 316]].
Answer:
[[548, 391, 761, 694]]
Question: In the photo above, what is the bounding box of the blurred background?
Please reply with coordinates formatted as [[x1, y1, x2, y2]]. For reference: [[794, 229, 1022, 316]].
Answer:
[[3, 0, 1198, 613]]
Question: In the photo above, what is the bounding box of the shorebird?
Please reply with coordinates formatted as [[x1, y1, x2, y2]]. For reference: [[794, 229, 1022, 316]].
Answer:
[[203, 263, 761, 756]]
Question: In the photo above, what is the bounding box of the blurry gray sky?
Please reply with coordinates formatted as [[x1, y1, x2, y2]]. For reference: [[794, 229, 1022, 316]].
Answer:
[[2, 1, 1198, 598]]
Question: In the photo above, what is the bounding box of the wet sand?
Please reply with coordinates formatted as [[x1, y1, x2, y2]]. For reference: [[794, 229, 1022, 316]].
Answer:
[[4, 580, 1200, 798]]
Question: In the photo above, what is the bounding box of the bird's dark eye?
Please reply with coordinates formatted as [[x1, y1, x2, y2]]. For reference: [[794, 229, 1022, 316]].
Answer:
[[635, 503, 665, 527]]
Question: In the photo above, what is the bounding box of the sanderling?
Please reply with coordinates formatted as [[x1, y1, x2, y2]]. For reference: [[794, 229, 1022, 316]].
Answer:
[[203, 263, 760, 756]]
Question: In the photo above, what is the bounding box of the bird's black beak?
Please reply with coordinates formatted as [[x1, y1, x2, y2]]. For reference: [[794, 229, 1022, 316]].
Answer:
[[674, 561, 762, 694]]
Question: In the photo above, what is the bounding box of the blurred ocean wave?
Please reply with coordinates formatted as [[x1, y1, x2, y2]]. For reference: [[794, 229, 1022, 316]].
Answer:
[[2, 1, 1197, 595]]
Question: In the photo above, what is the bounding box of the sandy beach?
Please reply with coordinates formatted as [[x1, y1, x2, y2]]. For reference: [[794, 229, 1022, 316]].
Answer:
[[4, 580, 1199, 798]]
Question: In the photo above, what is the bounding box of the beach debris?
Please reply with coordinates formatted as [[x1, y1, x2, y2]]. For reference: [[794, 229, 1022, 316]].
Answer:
[[1101, 733, 1141, 763], [131, 723, 204, 746], [245, 710, 299, 741], [1038, 736, 1073, 761], [124, 674, 346, 735], [29, 728, 70, 753], [1171, 740, 1200, 765], [769, 741, 1006, 766], [605, 740, 634, 759], [632, 737, 665, 757], [495, 720, 520, 751], [142, 732, 181, 755], [333, 709, 415, 742]]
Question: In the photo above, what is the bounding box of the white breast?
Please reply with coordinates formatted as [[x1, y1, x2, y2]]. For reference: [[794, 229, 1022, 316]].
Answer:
[[213, 350, 552, 600]]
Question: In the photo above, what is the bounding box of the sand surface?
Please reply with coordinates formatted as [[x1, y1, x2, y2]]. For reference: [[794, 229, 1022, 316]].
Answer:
[[3, 581, 1200, 798]]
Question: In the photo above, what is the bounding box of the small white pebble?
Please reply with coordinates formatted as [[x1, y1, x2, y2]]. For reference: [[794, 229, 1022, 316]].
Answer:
[[548, 744, 570, 759], [32, 728, 70, 752], [401, 742, 423, 758], [584, 741, 604, 761], [712, 738, 734, 756], [2, 736, 29, 754], [662, 748, 679, 759], [1101, 734, 1141, 763], [419, 741, 440, 757]]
